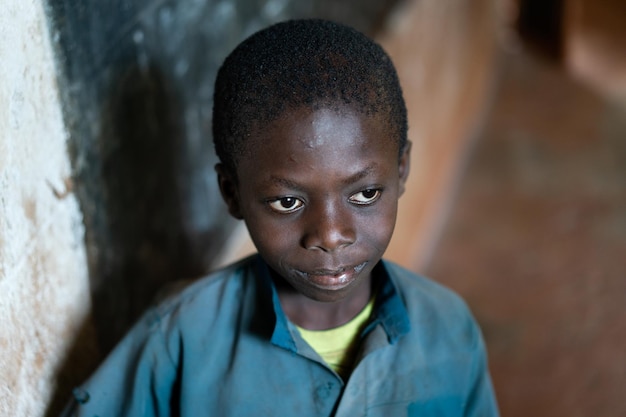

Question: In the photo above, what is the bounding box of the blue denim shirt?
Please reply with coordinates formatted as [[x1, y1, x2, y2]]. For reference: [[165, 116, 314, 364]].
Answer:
[[64, 255, 499, 417]]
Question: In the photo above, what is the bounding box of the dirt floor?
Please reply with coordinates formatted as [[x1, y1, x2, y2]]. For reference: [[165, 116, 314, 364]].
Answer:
[[426, 48, 626, 417]]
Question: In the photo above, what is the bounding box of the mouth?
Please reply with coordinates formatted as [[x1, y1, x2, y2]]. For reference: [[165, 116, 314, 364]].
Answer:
[[295, 262, 368, 291]]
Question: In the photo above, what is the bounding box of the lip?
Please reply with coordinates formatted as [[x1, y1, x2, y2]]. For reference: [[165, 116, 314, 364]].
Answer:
[[295, 262, 368, 291]]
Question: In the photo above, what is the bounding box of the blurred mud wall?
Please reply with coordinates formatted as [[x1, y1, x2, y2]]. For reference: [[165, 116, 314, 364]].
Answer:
[[428, 0, 626, 416], [379, 0, 500, 268], [564, 0, 626, 98], [0, 1, 93, 416]]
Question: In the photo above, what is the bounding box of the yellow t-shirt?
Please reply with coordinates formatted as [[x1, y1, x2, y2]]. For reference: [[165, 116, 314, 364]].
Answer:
[[295, 298, 374, 380]]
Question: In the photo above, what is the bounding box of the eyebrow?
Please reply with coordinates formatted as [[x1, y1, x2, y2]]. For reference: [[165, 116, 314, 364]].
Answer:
[[268, 165, 377, 191], [341, 165, 376, 186]]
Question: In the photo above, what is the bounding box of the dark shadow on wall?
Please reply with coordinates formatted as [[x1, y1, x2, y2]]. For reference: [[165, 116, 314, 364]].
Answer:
[[94, 64, 202, 352], [45, 61, 225, 417], [43, 0, 239, 412]]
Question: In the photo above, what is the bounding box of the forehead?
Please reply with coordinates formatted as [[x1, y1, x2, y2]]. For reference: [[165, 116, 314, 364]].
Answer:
[[235, 104, 399, 185], [245, 104, 397, 162]]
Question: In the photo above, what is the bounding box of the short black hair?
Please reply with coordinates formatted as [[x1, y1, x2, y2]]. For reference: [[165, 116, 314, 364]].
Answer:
[[212, 19, 408, 175]]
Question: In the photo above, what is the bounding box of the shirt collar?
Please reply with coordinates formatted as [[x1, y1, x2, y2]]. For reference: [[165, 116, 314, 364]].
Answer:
[[367, 260, 411, 344], [253, 256, 298, 352]]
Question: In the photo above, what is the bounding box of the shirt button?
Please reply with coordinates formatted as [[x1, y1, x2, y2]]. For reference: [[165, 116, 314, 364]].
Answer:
[[315, 382, 335, 400], [72, 388, 90, 404]]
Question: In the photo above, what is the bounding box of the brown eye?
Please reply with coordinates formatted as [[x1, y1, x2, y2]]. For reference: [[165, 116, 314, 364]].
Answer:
[[349, 189, 381, 205], [268, 197, 304, 213]]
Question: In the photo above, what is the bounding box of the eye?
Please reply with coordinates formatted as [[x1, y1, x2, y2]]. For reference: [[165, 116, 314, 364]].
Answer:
[[268, 197, 304, 213], [349, 189, 381, 205]]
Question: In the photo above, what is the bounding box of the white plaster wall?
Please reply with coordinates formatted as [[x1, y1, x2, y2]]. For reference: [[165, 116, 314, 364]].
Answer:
[[0, 1, 92, 415]]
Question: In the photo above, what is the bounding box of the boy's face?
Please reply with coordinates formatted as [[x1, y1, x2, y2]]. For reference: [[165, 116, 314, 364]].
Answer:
[[217, 104, 410, 303]]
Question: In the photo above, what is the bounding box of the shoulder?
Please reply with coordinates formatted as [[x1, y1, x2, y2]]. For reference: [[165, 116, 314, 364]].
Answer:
[[382, 259, 467, 309], [147, 255, 259, 332], [381, 259, 481, 349], [68, 256, 264, 415]]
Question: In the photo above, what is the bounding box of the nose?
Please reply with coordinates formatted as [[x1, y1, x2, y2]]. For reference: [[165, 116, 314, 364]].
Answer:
[[301, 200, 356, 252]]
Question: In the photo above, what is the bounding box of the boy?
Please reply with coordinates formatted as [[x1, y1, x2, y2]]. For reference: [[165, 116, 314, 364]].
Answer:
[[64, 19, 499, 416]]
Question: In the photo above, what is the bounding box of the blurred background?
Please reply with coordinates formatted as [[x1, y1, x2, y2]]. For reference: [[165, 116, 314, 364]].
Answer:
[[1, 0, 624, 416]]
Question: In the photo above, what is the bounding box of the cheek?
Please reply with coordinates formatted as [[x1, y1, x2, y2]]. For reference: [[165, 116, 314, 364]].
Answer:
[[244, 215, 295, 254], [358, 201, 398, 247]]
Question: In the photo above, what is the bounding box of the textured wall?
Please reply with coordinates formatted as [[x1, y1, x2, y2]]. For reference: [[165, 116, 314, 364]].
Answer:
[[0, 1, 94, 416]]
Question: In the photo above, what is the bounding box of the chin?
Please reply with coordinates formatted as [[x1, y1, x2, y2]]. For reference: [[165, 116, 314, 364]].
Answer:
[[297, 280, 362, 304]]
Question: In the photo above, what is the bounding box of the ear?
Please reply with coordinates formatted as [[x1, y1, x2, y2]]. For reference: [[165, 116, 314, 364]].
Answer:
[[215, 163, 243, 219], [398, 141, 411, 197]]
